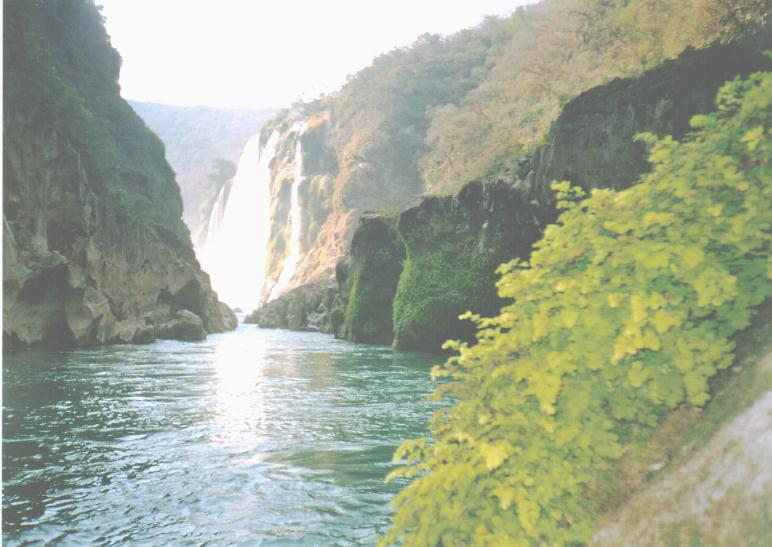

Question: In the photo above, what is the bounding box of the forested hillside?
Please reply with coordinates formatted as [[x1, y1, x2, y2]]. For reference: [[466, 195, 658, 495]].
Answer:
[[420, 0, 770, 192], [301, 0, 768, 198]]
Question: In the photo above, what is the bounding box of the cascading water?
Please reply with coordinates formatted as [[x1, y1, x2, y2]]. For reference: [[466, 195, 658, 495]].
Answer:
[[269, 123, 306, 301], [199, 131, 280, 312], [205, 184, 228, 244]]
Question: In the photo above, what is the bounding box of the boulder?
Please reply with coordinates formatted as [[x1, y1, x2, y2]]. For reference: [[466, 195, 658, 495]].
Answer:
[[245, 279, 338, 332], [156, 310, 206, 341], [219, 302, 238, 330]]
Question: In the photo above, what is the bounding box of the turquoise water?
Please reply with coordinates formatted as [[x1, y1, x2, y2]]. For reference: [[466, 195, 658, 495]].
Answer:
[[2, 325, 440, 545]]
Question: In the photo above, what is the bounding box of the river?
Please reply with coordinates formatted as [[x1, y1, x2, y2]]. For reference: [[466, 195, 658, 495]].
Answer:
[[2, 325, 440, 545]]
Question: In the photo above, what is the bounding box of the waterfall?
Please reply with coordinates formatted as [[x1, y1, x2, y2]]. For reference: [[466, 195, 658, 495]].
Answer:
[[205, 184, 228, 243], [269, 124, 306, 301], [199, 131, 280, 312]]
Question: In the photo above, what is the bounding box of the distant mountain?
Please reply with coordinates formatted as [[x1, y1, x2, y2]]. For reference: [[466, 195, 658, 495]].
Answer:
[[129, 101, 277, 243]]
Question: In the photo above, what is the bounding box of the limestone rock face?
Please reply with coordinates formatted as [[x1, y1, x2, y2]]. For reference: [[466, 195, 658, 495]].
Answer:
[[2, 0, 235, 349], [218, 34, 771, 355], [156, 310, 207, 342], [258, 115, 346, 301], [218, 302, 238, 331], [521, 35, 772, 201], [344, 36, 772, 354]]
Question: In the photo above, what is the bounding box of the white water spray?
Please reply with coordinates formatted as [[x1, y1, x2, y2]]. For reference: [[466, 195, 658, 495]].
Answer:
[[269, 124, 306, 301], [199, 131, 280, 312]]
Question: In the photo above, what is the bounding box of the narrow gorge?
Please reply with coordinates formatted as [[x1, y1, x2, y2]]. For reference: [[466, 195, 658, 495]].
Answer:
[[4, 0, 770, 544]]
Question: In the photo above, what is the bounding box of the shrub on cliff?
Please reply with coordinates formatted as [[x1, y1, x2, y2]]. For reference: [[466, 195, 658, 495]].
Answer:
[[384, 70, 771, 545]]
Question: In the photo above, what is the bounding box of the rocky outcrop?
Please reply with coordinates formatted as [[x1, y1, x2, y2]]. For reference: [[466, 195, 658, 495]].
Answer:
[[257, 113, 344, 301], [218, 302, 238, 331], [392, 180, 549, 352], [244, 279, 339, 332], [3, 0, 235, 349], [156, 310, 207, 342], [335, 214, 404, 345], [242, 36, 771, 353]]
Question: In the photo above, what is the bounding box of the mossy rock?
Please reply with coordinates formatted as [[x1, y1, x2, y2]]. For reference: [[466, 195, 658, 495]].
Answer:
[[392, 241, 497, 352], [391, 180, 546, 352], [342, 215, 404, 345]]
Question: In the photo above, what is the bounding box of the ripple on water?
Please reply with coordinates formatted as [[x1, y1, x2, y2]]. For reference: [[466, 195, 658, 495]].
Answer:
[[2, 326, 440, 545]]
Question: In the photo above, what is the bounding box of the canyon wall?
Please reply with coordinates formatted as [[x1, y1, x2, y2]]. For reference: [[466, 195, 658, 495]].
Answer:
[[3, 0, 235, 349], [251, 33, 770, 352]]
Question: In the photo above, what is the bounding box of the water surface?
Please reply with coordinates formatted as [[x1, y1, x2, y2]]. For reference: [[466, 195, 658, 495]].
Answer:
[[3, 326, 439, 545]]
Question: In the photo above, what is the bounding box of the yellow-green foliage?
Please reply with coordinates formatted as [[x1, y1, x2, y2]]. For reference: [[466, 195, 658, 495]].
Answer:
[[384, 71, 771, 545]]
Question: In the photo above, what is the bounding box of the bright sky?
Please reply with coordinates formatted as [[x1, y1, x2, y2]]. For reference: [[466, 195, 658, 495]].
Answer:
[[99, 0, 532, 109]]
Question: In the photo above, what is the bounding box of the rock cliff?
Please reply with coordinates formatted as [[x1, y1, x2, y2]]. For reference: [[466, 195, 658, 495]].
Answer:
[[391, 181, 548, 352], [244, 279, 338, 333], [3, 0, 235, 349], [245, 33, 770, 352], [521, 32, 772, 201], [374, 35, 772, 352], [254, 112, 349, 303]]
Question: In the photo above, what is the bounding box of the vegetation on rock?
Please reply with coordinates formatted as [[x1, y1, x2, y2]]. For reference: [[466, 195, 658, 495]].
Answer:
[[3, 0, 233, 348], [256, 0, 767, 308], [391, 181, 547, 353], [342, 216, 404, 345], [420, 0, 770, 193], [4, 0, 185, 242]]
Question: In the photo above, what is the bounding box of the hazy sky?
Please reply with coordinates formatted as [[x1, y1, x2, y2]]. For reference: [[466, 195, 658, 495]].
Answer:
[[99, 0, 532, 109]]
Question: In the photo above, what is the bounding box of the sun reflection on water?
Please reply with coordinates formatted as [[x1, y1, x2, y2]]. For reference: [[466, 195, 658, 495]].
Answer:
[[211, 328, 267, 444]]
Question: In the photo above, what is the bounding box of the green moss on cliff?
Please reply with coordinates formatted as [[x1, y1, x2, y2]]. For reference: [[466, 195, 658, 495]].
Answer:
[[340, 217, 404, 345], [345, 246, 402, 344], [392, 219, 500, 353], [390, 180, 544, 353], [3, 0, 232, 346]]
